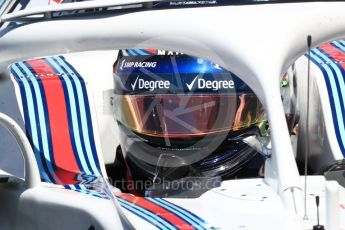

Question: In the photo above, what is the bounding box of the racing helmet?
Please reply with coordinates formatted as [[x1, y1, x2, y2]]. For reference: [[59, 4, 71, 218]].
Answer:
[[113, 49, 267, 192]]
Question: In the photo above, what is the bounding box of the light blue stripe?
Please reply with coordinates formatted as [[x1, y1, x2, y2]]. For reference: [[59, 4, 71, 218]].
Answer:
[[128, 50, 137, 56], [310, 50, 345, 146], [54, 56, 100, 175], [332, 41, 345, 53], [11, 64, 52, 183], [135, 49, 148, 56], [68, 185, 102, 198], [17, 62, 59, 183], [77, 184, 102, 196], [118, 200, 165, 230], [157, 198, 207, 227], [45, 57, 93, 175], [118, 199, 173, 230], [67, 185, 76, 190], [147, 198, 204, 230], [54, 56, 101, 176], [339, 40, 345, 47], [314, 49, 345, 109]]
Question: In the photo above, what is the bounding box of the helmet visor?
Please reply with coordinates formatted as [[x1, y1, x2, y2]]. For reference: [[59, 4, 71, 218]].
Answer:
[[115, 94, 264, 138]]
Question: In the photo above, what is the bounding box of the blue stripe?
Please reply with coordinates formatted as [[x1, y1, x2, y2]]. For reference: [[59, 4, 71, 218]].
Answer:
[[77, 184, 102, 197], [57, 73, 90, 175], [339, 40, 345, 47], [18, 62, 57, 182], [23, 59, 87, 181], [55, 56, 101, 175], [135, 49, 149, 56], [156, 198, 209, 226], [19, 61, 59, 183], [50, 56, 97, 174], [313, 48, 345, 156], [127, 50, 137, 56], [147, 198, 205, 230], [44, 57, 94, 176], [21, 68, 47, 182], [316, 48, 345, 110], [331, 41, 345, 53], [118, 200, 167, 230], [11, 64, 51, 182], [11, 63, 55, 183], [36, 76, 56, 177], [307, 50, 345, 156], [51, 57, 95, 175], [118, 198, 175, 230], [66, 185, 103, 199]]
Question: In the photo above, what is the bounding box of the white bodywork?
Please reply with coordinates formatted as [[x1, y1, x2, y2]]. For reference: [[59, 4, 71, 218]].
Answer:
[[295, 55, 345, 171]]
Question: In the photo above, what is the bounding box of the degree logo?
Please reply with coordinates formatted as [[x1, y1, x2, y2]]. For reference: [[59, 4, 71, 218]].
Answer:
[[186, 75, 235, 91], [130, 76, 170, 91]]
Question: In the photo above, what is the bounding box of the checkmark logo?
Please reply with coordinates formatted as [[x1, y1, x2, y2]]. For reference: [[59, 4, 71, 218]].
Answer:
[[120, 59, 126, 70], [186, 75, 199, 91], [131, 76, 139, 91]]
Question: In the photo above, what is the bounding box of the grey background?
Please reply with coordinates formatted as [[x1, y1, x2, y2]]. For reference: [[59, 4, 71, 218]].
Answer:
[[0, 74, 25, 178]]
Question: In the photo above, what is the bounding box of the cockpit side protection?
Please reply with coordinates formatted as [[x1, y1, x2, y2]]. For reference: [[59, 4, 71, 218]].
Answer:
[[11, 56, 214, 230], [306, 40, 345, 157]]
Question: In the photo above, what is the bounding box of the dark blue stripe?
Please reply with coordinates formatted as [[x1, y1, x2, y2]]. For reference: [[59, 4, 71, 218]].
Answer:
[[11, 66, 40, 171], [11, 65, 32, 144], [41, 58, 86, 175], [65, 185, 104, 199], [11, 63, 55, 183], [307, 50, 345, 156], [36, 77, 56, 168], [117, 198, 176, 230], [135, 49, 149, 56], [127, 50, 137, 56], [331, 41, 345, 53], [17, 63, 56, 183], [47, 57, 95, 175], [59, 56, 101, 171], [317, 47, 345, 156], [316, 48, 345, 128], [118, 200, 166, 230], [56, 56, 97, 174], [159, 198, 206, 225], [22, 61, 57, 170], [148, 198, 207, 230]]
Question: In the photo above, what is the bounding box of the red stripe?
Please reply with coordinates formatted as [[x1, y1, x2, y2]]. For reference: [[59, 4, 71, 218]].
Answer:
[[48, 0, 63, 4], [319, 42, 345, 70], [340, 204, 345, 209], [118, 193, 194, 229], [144, 49, 157, 54], [26, 59, 80, 184]]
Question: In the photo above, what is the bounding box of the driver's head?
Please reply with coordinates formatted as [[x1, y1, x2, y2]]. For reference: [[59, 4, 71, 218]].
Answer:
[[113, 49, 267, 189]]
